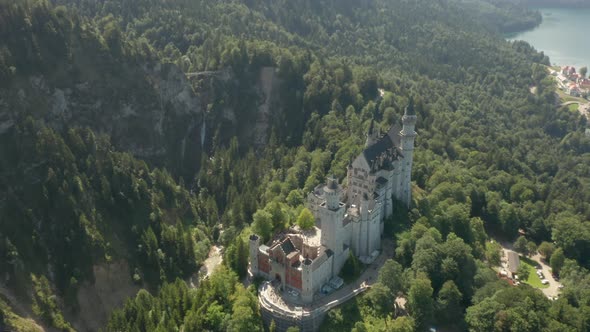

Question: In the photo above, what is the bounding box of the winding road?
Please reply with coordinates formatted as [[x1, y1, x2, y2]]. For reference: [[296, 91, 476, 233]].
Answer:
[[559, 100, 590, 119]]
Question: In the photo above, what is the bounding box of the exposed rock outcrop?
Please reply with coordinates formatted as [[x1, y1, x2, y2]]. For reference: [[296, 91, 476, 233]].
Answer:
[[0, 63, 285, 180]]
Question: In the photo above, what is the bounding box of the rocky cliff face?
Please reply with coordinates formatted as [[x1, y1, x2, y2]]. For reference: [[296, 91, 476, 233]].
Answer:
[[0, 61, 284, 180], [0, 61, 208, 177]]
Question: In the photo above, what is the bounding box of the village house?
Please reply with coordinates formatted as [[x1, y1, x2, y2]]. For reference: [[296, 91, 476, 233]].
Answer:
[[570, 73, 580, 82], [507, 251, 520, 278], [567, 83, 582, 97], [562, 66, 576, 77]]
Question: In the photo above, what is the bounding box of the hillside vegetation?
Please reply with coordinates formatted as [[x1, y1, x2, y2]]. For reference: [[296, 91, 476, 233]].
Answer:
[[0, 0, 589, 331]]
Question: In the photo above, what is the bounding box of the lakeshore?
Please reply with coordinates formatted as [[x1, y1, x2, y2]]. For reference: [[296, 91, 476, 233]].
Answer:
[[508, 7, 590, 68]]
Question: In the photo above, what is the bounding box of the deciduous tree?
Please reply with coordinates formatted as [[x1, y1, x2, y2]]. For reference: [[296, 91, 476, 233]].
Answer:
[[538, 242, 554, 260], [296, 208, 315, 230], [513, 236, 528, 256], [407, 273, 434, 331], [550, 248, 565, 275], [379, 259, 404, 296]]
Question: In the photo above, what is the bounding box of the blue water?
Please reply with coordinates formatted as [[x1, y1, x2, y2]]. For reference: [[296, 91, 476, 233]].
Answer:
[[508, 8, 590, 68]]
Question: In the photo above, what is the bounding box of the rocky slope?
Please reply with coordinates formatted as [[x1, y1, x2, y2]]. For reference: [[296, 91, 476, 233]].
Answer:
[[1, 55, 284, 182]]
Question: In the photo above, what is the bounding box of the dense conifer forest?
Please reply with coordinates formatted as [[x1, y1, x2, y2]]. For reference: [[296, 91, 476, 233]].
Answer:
[[0, 0, 589, 331]]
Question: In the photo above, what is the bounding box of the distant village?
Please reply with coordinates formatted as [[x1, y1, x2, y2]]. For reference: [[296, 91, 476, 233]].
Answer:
[[552, 65, 590, 98]]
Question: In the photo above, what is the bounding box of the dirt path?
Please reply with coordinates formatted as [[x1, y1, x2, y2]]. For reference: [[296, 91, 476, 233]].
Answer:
[[200, 245, 223, 278]]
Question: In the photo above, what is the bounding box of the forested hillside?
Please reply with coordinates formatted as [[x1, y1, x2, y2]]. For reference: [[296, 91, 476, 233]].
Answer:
[[1, 0, 589, 331]]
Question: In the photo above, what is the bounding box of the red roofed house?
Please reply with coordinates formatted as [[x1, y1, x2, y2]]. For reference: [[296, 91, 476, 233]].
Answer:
[[562, 66, 576, 77], [568, 83, 582, 97]]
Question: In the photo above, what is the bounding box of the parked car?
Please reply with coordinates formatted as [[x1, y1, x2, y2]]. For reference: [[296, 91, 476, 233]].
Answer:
[[541, 279, 549, 285]]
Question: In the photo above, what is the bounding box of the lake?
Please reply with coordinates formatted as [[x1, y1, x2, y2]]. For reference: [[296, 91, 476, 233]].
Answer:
[[508, 8, 590, 68]]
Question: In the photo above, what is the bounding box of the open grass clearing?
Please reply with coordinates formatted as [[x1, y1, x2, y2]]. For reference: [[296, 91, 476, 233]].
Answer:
[[568, 103, 579, 112], [520, 256, 549, 289]]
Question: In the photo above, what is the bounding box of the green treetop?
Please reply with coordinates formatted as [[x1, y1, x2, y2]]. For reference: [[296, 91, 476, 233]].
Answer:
[[297, 208, 315, 230]]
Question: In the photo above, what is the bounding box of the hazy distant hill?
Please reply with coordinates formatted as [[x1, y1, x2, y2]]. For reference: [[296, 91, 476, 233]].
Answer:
[[525, 0, 590, 7]]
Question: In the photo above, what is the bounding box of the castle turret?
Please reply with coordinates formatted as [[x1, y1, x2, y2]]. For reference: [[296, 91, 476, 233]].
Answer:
[[301, 258, 314, 303], [320, 176, 345, 261], [400, 98, 417, 207], [357, 193, 371, 257], [325, 175, 341, 210], [249, 234, 260, 276]]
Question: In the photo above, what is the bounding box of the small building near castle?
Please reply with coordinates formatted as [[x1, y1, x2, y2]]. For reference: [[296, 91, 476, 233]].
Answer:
[[250, 99, 418, 304]]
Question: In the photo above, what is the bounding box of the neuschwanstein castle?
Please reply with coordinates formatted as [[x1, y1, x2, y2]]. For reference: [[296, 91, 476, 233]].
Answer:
[[249, 100, 417, 303]]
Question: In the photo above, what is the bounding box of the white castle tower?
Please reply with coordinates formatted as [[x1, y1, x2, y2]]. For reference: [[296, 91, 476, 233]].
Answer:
[[400, 98, 417, 207], [301, 258, 314, 303], [319, 176, 347, 273]]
